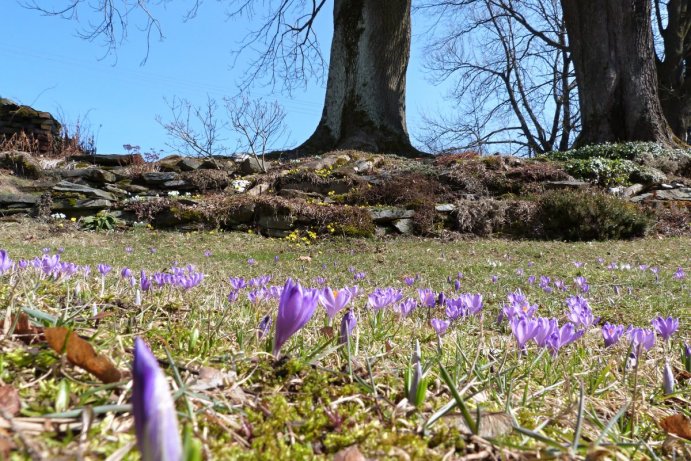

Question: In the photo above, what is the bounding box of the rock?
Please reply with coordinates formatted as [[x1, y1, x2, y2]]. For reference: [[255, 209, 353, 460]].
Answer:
[[622, 184, 645, 197], [257, 213, 294, 231], [299, 155, 344, 171], [54, 168, 116, 184], [0, 151, 43, 179], [119, 183, 150, 194], [369, 207, 415, 223], [68, 153, 144, 167], [200, 156, 238, 172], [179, 157, 202, 171], [0, 193, 39, 206], [157, 155, 184, 172], [52, 181, 116, 201], [277, 189, 323, 200], [77, 199, 113, 209], [247, 183, 270, 196], [630, 165, 667, 186], [161, 180, 193, 190], [141, 172, 179, 185], [0, 101, 61, 154], [630, 188, 691, 202], [102, 184, 129, 197], [393, 218, 414, 235], [239, 156, 267, 174], [544, 180, 590, 190], [435, 203, 457, 213], [353, 160, 374, 174]]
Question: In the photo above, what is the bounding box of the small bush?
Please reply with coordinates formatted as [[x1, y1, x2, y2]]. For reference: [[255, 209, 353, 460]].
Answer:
[[536, 190, 650, 241], [564, 157, 636, 187], [452, 199, 537, 236]]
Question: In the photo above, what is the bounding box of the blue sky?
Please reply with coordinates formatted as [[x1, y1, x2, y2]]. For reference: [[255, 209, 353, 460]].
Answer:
[[1, 1, 452, 155]]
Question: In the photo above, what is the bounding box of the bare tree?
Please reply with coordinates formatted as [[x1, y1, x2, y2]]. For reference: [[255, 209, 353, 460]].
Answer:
[[225, 95, 288, 172], [157, 96, 228, 158], [157, 94, 288, 172], [418, 0, 578, 156]]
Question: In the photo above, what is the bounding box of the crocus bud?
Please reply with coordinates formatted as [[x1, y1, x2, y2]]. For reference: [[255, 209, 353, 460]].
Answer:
[[662, 361, 675, 395], [339, 310, 357, 345], [132, 337, 182, 461]]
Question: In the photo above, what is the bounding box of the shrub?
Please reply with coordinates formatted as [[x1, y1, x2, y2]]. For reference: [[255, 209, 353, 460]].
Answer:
[[564, 158, 636, 187], [452, 199, 537, 236], [536, 190, 650, 241], [80, 210, 122, 231]]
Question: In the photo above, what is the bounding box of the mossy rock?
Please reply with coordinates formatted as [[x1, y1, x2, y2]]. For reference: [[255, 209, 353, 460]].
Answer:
[[0, 151, 43, 179]]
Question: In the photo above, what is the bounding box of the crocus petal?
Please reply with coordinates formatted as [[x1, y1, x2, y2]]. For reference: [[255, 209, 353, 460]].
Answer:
[[132, 337, 182, 461]]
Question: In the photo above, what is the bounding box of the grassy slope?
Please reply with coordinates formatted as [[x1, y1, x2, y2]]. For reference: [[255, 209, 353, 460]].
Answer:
[[0, 220, 689, 459]]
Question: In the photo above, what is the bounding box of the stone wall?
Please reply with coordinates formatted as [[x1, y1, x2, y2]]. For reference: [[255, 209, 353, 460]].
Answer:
[[0, 98, 61, 154]]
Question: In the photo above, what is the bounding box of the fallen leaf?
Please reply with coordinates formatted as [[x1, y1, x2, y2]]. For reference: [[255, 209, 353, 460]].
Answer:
[[6, 313, 43, 344], [450, 411, 513, 438], [660, 414, 691, 440], [44, 327, 122, 384], [673, 367, 691, 381], [189, 366, 236, 391], [320, 326, 334, 339], [298, 255, 312, 262], [334, 445, 366, 461], [0, 436, 14, 459], [0, 386, 20, 416]]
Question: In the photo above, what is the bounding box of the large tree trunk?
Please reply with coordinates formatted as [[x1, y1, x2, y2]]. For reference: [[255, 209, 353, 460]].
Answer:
[[561, 0, 676, 146], [294, 0, 422, 157], [655, 0, 691, 142]]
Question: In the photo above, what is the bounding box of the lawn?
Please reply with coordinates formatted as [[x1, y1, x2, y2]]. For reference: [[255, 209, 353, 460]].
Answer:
[[0, 219, 689, 460]]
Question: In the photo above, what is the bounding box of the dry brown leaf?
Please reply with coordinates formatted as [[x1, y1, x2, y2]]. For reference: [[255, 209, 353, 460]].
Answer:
[[0, 436, 15, 459], [44, 327, 122, 384], [189, 367, 236, 391], [450, 411, 513, 438], [0, 385, 20, 417], [660, 414, 691, 440], [298, 255, 312, 262], [320, 326, 334, 339], [6, 313, 43, 344], [334, 445, 366, 461], [673, 367, 691, 381]]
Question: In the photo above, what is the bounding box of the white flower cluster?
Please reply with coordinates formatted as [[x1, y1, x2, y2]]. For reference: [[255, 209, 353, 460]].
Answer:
[[51, 213, 67, 220], [168, 191, 180, 197], [231, 179, 251, 193]]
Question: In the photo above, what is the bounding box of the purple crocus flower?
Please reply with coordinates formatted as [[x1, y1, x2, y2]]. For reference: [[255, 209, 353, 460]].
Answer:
[[566, 296, 596, 329], [627, 327, 656, 353], [431, 318, 450, 337], [204, 250, 212, 257], [510, 316, 540, 350], [368, 287, 402, 310], [18, 260, 28, 269], [460, 293, 483, 315], [97, 264, 112, 276], [651, 316, 679, 341], [0, 250, 13, 274], [247, 258, 256, 266], [140, 271, 151, 292], [403, 276, 415, 286], [674, 267, 685, 280], [121, 267, 133, 279], [257, 315, 272, 340], [418, 289, 436, 308], [273, 279, 319, 357], [274, 255, 280, 263], [132, 337, 182, 461], [602, 323, 625, 347], [320, 287, 352, 320], [394, 298, 418, 317], [490, 275, 498, 283], [339, 310, 357, 345], [125, 247, 133, 254], [533, 317, 558, 347], [546, 322, 583, 355], [527, 275, 536, 285], [229, 277, 247, 291], [683, 343, 691, 372], [573, 276, 589, 293], [354, 272, 366, 281], [227, 290, 239, 303], [573, 261, 584, 268]]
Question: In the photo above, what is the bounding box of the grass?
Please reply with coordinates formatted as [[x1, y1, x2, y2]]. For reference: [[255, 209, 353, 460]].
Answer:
[[0, 218, 689, 460]]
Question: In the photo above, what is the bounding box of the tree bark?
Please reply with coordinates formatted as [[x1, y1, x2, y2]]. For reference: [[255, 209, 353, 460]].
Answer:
[[561, 0, 676, 146], [654, 0, 691, 142], [294, 0, 422, 157]]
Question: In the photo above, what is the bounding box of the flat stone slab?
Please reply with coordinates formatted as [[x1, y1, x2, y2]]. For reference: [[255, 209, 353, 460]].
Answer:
[[0, 193, 39, 206], [142, 172, 179, 185], [630, 187, 691, 202], [435, 203, 457, 213], [52, 181, 116, 201], [69, 154, 143, 167], [369, 207, 415, 223]]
